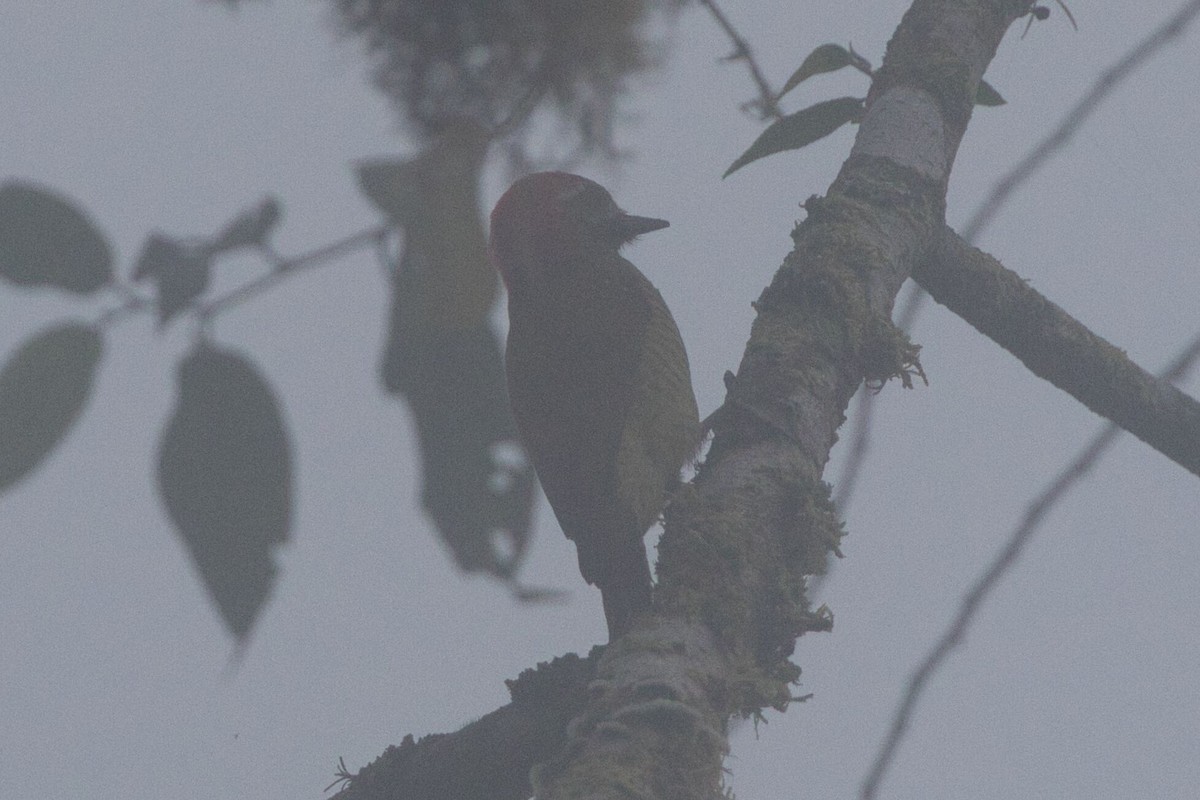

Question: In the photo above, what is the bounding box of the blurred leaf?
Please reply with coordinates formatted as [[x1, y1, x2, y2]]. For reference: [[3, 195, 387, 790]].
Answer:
[[0, 182, 113, 294], [777, 44, 854, 101], [369, 125, 533, 584], [0, 323, 103, 493], [133, 234, 212, 327], [974, 79, 1006, 107], [382, 311, 537, 581], [358, 120, 496, 330], [334, 0, 656, 160], [158, 344, 292, 642], [209, 196, 283, 253], [724, 96, 864, 178]]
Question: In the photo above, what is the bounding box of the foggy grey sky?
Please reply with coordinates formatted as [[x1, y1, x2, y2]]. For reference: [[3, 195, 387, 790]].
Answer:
[[3, 3, 1200, 799]]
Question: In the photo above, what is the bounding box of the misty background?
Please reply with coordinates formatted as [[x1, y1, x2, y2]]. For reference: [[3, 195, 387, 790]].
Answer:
[[3, 2, 1199, 798]]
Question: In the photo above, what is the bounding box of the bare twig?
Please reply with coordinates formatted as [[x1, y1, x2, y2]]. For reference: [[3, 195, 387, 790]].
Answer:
[[96, 282, 154, 329], [857, 3, 1200, 796], [699, 0, 783, 119], [964, 0, 1200, 244], [198, 224, 389, 320], [831, 389, 873, 512], [860, 331, 1200, 800], [920, 230, 1200, 478]]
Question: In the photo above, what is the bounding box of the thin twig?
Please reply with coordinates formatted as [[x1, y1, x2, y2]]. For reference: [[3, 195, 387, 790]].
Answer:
[[95, 282, 154, 329], [963, 0, 1200, 243], [860, 331, 1200, 800], [198, 224, 389, 320], [858, 4, 1200, 796], [831, 389, 873, 512], [699, 0, 783, 119]]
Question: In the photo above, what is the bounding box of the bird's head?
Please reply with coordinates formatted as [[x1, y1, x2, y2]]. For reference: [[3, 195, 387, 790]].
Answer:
[[488, 172, 668, 292]]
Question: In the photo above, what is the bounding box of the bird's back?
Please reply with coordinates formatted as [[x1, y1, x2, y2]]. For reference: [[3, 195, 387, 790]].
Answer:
[[504, 253, 698, 589]]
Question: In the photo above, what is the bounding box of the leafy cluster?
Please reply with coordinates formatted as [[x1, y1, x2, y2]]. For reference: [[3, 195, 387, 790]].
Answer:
[[724, 43, 1004, 178], [1, 164, 542, 648], [0, 181, 293, 644], [333, 0, 668, 164]]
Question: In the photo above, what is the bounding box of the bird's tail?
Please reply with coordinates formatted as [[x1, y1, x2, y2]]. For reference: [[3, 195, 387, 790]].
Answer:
[[594, 543, 653, 641]]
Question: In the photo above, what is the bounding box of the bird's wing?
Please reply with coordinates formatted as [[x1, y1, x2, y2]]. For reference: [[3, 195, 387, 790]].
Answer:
[[614, 271, 701, 533], [504, 260, 651, 583]]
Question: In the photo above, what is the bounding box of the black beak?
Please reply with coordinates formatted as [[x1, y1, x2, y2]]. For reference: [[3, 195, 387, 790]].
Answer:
[[612, 213, 670, 242]]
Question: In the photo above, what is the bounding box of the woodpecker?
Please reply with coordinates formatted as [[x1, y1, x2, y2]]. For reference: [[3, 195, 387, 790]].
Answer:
[[489, 172, 699, 639]]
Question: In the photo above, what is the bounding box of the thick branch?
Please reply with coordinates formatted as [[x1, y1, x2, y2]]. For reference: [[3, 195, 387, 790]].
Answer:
[[332, 653, 595, 800], [861, 327, 1200, 799], [914, 228, 1200, 478], [337, 3, 1035, 797], [535, 2, 1032, 799]]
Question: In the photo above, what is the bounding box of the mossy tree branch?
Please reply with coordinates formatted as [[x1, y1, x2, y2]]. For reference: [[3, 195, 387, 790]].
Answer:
[[332, 2, 1037, 797], [915, 227, 1200, 477]]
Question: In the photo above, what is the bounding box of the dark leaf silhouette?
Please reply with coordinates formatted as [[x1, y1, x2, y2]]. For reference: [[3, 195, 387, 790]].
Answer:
[[133, 234, 212, 327], [777, 44, 855, 101], [724, 96, 864, 177], [209, 196, 283, 254], [158, 344, 292, 642], [382, 249, 536, 580], [334, 1, 657, 160], [0, 182, 113, 294], [367, 124, 537, 584], [357, 120, 496, 330], [0, 323, 103, 493]]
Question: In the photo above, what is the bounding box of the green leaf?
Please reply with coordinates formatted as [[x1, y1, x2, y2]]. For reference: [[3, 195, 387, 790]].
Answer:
[[0, 323, 103, 493], [975, 80, 1006, 107], [0, 182, 113, 294], [777, 44, 855, 101], [158, 344, 292, 642], [724, 96, 864, 178]]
